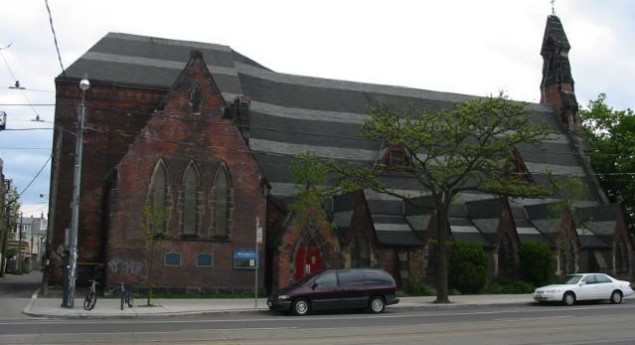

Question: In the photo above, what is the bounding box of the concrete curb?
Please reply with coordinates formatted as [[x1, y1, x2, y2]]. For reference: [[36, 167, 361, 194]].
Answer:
[[22, 288, 40, 317], [22, 295, 537, 319]]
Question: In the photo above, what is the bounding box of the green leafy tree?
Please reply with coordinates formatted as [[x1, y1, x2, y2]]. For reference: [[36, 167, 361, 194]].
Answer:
[[519, 241, 554, 287], [448, 242, 489, 294], [139, 203, 171, 306], [292, 94, 556, 303], [580, 94, 635, 230], [1, 184, 20, 277]]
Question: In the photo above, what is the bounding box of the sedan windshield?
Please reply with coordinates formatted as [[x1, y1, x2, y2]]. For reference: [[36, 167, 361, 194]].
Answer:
[[558, 274, 582, 284]]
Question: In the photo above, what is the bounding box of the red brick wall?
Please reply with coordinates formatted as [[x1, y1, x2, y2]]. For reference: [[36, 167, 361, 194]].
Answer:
[[105, 56, 266, 291], [48, 81, 162, 284]]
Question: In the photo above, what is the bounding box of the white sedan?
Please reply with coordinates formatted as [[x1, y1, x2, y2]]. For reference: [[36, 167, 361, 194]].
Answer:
[[533, 273, 634, 306]]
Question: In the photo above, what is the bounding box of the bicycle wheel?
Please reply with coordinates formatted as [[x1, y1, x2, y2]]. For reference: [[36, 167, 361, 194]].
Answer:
[[83, 291, 96, 310], [127, 293, 134, 308], [88, 291, 97, 310]]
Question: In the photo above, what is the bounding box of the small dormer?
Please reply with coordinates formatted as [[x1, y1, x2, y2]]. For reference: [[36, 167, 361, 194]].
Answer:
[[379, 145, 410, 170], [509, 149, 534, 183]]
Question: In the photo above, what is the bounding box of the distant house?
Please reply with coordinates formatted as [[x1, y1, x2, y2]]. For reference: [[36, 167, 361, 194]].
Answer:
[[47, 13, 633, 293]]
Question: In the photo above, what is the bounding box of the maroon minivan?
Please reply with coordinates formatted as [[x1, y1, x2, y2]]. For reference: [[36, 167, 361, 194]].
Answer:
[[267, 268, 399, 315]]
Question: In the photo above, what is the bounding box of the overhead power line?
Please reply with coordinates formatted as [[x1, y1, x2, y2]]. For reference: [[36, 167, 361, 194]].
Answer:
[[44, 0, 65, 76], [0, 43, 43, 119], [18, 154, 52, 198]]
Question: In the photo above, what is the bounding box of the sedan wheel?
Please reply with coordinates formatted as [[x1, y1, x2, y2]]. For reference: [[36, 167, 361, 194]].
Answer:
[[563, 292, 576, 306], [610, 290, 623, 304], [369, 296, 385, 313], [292, 298, 310, 316]]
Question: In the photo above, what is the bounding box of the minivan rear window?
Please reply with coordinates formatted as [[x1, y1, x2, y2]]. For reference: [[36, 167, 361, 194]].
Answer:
[[338, 270, 365, 287], [362, 270, 392, 285]]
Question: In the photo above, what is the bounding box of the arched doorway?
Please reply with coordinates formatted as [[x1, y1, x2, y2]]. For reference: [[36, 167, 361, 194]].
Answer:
[[294, 239, 323, 281]]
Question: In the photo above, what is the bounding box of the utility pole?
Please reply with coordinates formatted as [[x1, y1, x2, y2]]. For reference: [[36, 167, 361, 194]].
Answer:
[[62, 76, 89, 308], [0, 179, 11, 277], [255, 217, 263, 309], [18, 212, 23, 274]]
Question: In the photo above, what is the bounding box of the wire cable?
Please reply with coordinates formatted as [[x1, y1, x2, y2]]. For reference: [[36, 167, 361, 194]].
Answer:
[[44, 0, 65, 76], [18, 154, 52, 198], [0, 45, 43, 119]]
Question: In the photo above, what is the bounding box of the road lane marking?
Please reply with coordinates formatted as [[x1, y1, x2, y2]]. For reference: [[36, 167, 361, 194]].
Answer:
[[1, 304, 633, 326], [495, 315, 573, 322]]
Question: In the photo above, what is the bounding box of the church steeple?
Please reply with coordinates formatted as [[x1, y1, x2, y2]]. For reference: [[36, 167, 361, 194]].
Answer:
[[540, 14, 580, 130]]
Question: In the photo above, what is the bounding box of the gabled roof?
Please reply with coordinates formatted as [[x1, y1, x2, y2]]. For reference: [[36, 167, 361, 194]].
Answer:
[[60, 31, 610, 247]]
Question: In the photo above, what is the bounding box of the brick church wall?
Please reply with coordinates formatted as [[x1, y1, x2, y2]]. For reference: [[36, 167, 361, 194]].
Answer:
[[48, 81, 162, 285]]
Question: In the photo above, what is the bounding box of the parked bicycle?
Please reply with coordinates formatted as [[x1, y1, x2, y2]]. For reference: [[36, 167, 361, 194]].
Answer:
[[120, 282, 134, 310], [83, 279, 99, 310]]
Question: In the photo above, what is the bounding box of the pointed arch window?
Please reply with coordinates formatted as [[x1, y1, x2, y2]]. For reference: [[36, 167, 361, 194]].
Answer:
[[149, 160, 170, 234], [212, 164, 232, 237], [190, 83, 203, 114], [182, 162, 201, 235]]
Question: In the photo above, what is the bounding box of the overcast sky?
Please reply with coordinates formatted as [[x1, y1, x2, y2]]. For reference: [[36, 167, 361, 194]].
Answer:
[[0, 0, 633, 218]]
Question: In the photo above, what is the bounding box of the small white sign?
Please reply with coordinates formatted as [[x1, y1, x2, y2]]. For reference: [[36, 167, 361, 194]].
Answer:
[[256, 225, 263, 244], [249, 259, 255, 267]]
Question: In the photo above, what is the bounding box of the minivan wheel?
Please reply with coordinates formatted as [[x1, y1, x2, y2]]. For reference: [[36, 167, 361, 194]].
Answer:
[[292, 298, 310, 316], [610, 290, 623, 304], [563, 292, 576, 306], [369, 296, 385, 313]]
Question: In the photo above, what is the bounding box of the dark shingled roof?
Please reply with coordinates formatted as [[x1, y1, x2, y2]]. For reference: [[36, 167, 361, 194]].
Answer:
[[59, 31, 610, 248], [574, 204, 620, 249], [541, 15, 571, 56]]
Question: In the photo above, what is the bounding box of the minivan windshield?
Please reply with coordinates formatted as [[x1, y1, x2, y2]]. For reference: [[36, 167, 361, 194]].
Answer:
[[291, 271, 322, 288]]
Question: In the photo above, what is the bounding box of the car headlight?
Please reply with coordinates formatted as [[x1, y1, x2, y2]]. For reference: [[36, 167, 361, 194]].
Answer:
[[277, 295, 290, 300], [545, 289, 563, 293]]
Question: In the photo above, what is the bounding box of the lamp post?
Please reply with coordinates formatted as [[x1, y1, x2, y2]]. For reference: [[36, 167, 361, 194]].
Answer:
[[62, 76, 89, 308]]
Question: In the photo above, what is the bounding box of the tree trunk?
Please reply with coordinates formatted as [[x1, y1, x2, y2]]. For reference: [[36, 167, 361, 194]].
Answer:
[[434, 196, 451, 304]]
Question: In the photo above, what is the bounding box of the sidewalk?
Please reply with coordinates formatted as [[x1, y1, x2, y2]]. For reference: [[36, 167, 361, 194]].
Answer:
[[24, 292, 537, 319]]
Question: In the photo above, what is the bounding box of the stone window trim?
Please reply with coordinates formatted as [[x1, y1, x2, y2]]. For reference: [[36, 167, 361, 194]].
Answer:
[[196, 252, 214, 267], [178, 161, 203, 238], [210, 163, 234, 239], [164, 251, 182, 267], [146, 158, 173, 235]]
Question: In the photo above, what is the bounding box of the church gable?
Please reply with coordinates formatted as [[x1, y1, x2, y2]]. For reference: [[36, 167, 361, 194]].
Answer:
[[159, 50, 226, 117], [104, 51, 266, 291]]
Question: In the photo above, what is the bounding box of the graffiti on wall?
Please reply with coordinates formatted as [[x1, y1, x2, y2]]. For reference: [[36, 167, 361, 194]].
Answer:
[[107, 257, 146, 278]]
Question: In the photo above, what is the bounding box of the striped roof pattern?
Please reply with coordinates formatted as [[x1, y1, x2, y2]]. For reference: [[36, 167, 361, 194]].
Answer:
[[61, 32, 611, 247]]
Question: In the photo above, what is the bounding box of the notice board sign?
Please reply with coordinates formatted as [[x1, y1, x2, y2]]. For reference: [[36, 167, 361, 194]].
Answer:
[[233, 249, 259, 270]]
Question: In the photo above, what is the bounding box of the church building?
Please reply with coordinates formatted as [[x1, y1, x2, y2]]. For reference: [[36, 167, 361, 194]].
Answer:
[[46, 13, 633, 293]]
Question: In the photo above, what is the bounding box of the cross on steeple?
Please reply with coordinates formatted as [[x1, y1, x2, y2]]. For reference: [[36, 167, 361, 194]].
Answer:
[[551, 0, 556, 15]]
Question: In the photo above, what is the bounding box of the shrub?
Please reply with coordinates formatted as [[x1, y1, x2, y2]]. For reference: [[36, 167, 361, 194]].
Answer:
[[519, 241, 554, 287], [408, 279, 437, 296], [485, 280, 535, 294], [501, 280, 535, 294], [448, 241, 490, 294], [5, 247, 18, 258]]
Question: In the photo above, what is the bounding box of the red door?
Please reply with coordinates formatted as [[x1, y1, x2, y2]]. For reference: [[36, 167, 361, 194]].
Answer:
[[294, 247, 322, 281]]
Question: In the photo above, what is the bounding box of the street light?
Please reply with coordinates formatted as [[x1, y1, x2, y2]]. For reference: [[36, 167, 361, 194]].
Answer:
[[62, 75, 89, 308]]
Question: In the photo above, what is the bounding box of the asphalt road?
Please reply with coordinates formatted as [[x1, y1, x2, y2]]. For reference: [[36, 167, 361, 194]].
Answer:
[[2, 303, 635, 344], [2, 273, 635, 344]]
